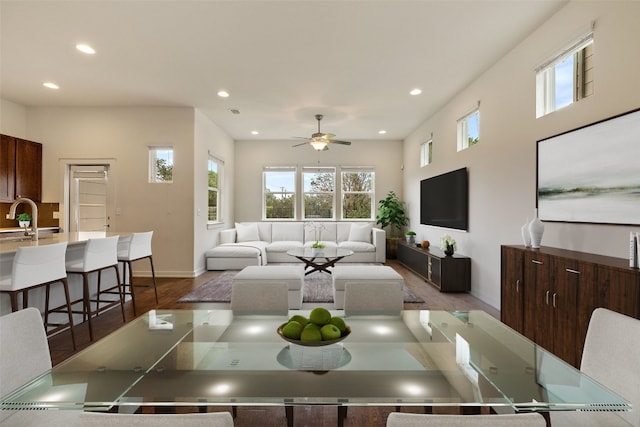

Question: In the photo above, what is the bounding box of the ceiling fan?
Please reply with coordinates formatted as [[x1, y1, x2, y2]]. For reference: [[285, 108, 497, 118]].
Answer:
[[292, 114, 352, 151]]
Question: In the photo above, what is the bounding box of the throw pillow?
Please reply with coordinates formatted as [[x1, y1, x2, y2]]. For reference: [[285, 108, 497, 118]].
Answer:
[[235, 222, 260, 242], [348, 223, 372, 243]]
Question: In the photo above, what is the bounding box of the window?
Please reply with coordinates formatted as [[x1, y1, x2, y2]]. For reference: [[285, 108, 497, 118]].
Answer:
[[303, 166, 335, 219], [420, 139, 432, 167], [208, 156, 223, 223], [536, 32, 594, 118], [263, 167, 296, 219], [457, 108, 479, 151], [149, 147, 173, 183], [341, 168, 374, 220]]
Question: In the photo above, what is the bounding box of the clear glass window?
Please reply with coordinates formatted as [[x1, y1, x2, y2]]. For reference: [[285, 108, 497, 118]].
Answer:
[[303, 167, 335, 220], [457, 109, 479, 152], [341, 169, 374, 220], [420, 140, 432, 167], [263, 168, 296, 219], [208, 156, 222, 223], [149, 147, 173, 183]]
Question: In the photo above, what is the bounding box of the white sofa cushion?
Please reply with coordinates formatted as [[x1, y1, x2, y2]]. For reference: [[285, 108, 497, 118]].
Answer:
[[338, 241, 375, 252], [347, 223, 372, 243], [236, 222, 259, 242], [272, 222, 304, 242]]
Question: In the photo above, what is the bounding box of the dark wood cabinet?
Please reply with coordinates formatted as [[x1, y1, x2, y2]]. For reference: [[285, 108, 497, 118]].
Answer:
[[0, 134, 42, 202], [397, 241, 470, 292], [501, 245, 640, 368]]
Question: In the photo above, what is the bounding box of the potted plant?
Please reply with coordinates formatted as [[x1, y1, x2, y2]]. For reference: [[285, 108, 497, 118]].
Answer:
[[440, 234, 457, 256], [405, 231, 416, 244], [310, 241, 325, 256], [16, 213, 31, 228], [375, 191, 409, 259]]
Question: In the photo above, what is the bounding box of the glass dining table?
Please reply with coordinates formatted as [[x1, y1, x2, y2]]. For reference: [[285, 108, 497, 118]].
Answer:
[[1, 309, 630, 425]]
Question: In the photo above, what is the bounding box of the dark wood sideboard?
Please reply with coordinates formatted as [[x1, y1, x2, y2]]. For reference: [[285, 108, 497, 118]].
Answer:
[[501, 245, 640, 368], [397, 240, 470, 292]]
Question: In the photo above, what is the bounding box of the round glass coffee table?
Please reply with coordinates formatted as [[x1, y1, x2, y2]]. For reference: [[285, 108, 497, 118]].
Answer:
[[286, 247, 354, 275]]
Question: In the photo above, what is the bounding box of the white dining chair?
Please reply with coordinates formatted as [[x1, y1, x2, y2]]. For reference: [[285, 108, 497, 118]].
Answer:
[[65, 236, 124, 341], [343, 281, 403, 316], [0, 242, 76, 350], [230, 281, 289, 315], [386, 412, 546, 426], [116, 231, 158, 316], [550, 307, 640, 427]]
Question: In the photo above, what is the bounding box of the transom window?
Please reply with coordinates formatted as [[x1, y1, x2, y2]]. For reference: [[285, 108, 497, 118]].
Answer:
[[457, 107, 480, 152], [536, 32, 594, 118], [420, 139, 432, 167], [149, 147, 173, 183], [263, 167, 296, 219]]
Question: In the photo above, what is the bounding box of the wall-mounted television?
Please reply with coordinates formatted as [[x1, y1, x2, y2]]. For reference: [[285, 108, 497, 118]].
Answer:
[[420, 167, 468, 231]]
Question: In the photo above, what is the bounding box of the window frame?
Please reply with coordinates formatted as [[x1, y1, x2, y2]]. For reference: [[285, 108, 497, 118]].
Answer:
[[207, 155, 223, 224], [420, 138, 433, 167], [148, 146, 174, 183], [302, 166, 336, 220], [536, 32, 594, 118], [457, 107, 480, 152], [340, 167, 375, 220], [263, 167, 297, 220]]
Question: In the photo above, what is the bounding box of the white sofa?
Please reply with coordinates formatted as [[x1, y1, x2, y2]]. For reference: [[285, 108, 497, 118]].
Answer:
[[206, 221, 385, 270]]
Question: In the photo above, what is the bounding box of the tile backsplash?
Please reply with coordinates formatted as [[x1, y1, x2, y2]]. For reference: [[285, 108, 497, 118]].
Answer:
[[0, 202, 60, 228]]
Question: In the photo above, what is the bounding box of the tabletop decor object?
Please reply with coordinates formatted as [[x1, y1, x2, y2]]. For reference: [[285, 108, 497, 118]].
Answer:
[[277, 307, 351, 347], [440, 234, 456, 256]]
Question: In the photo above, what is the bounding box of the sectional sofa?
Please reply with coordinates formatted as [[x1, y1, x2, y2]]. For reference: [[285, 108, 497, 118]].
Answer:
[[206, 221, 385, 270]]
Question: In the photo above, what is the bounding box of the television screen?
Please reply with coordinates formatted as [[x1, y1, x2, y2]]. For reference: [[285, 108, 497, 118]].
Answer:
[[420, 167, 468, 231]]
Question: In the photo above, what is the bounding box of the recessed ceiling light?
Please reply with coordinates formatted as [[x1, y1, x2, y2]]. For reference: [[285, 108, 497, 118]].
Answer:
[[410, 88, 422, 96], [251, 131, 259, 135], [76, 44, 95, 55], [217, 90, 230, 98], [378, 130, 387, 135], [43, 82, 59, 90]]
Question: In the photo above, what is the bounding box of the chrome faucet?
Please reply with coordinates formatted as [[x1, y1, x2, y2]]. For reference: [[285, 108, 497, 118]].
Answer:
[[8, 197, 39, 241]]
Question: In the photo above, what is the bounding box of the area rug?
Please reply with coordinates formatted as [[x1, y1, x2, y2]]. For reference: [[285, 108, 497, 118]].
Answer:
[[177, 268, 424, 304]]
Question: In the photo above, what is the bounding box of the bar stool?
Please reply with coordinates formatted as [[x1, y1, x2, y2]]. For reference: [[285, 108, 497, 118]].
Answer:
[[65, 236, 124, 341], [0, 242, 77, 350], [116, 231, 158, 316]]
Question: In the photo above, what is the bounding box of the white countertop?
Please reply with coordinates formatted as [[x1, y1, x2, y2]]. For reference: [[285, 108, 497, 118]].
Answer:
[[0, 231, 126, 255]]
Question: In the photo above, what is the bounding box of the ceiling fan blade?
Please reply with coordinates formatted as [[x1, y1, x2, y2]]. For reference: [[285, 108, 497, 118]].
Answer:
[[292, 141, 310, 147], [292, 136, 309, 140], [328, 139, 352, 145]]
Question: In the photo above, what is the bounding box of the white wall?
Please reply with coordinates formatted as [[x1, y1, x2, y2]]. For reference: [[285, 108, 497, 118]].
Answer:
[[403, 1, 640, 308], [0, 98, 27, 137], [233, 139, 404, 222], [193, 109, 235, 275], [25, 106, 197, 277]]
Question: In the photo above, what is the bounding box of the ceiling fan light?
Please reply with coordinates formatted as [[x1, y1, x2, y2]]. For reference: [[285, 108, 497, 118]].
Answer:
[[310, 140, 328, 151]]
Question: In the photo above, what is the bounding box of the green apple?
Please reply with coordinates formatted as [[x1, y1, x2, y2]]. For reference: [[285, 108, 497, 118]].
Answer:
[[282, 320, 303, 340], [300, 323, 322, 342], [320, 324, 341, 341], [309, 307, 331, 326], [288, 314, 309, 328], [328, 316, 347, 334]]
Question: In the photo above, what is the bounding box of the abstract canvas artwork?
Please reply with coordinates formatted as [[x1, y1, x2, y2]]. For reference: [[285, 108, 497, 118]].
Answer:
[[537, 108, 640, 225]]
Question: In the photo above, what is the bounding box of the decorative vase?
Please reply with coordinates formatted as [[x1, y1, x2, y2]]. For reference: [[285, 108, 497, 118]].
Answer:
[[521, 218, 531, 247], [19, 221, 30, 228], [528, 209, 544, 249], [444, 244, 455, 256], [406, 235, 415, 244], [421, 240, 430, 249]]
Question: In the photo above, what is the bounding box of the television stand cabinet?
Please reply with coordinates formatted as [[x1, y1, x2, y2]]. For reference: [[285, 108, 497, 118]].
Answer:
[[397, 241, 470, 292]]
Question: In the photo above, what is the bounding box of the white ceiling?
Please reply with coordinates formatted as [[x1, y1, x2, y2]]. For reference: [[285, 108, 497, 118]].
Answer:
[[1, 0, 566, 142]]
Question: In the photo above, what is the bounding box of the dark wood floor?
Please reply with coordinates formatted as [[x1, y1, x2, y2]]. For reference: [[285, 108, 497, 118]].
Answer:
[[46, 259, 500, 426]]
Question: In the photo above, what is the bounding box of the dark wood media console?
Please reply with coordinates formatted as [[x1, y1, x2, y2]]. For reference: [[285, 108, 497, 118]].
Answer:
[[397, 240, 470, 292]]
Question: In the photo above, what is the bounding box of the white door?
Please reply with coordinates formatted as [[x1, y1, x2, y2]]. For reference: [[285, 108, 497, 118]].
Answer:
[[68, 165, 112, 232]]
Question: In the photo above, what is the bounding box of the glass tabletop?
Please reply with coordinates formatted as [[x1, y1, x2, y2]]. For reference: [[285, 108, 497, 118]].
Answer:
[[287, 247, 354, 259], [1, 310, 630, 413]]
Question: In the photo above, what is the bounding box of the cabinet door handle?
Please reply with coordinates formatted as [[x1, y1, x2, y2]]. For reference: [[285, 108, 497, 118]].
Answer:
[[545, 290, 550, 305], [516, 279, 520, 293], [531, 259, 543, 265], [552, 293, 557, 308], [566, 268, 580, 274]]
